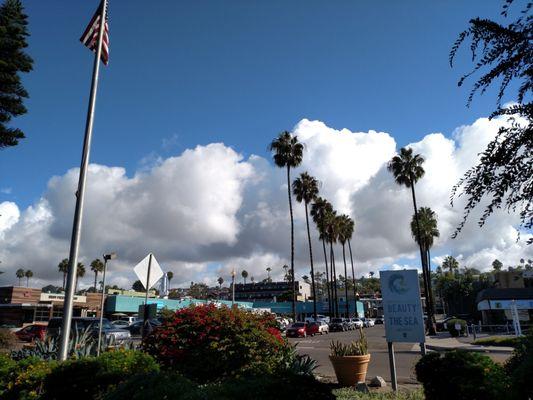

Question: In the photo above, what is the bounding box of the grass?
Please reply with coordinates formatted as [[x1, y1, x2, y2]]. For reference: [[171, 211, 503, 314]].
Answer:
[[473, 336, 520, 347], [333, 388, 424, 400]]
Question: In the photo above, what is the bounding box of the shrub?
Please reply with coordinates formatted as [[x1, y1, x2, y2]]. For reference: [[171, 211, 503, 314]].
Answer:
[[333, 388, 424, 400], [505, 330, 533, 400], [415, 350, 509, 400], [473, 336, 520, 347], [1, 357, 56, 400], [143, 304, 290, 382], [330, 328, 368, 356], [0, 329, 16, 350], [42, 350, 159, 400], [446, 318, 466, 337]]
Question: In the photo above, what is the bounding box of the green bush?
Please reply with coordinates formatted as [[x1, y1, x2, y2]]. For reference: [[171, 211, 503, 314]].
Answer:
[[446, 318, 466, 337], [42, 350, 159, 400], [415, 350, 509, 400], [143, 304, 291, 382], [473, 336, 520, 347], [106, 372, 335, 400], [333, 388, 424, 400], [1, 356, 56, 400], [505, 330, 533, 400], [0, 328, 16, 350]]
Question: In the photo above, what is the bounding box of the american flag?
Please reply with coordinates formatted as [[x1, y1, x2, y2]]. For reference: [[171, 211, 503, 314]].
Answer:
[[80, 1, 109, 65]]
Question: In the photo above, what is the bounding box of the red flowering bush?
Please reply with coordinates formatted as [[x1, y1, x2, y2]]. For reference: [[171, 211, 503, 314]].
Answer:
[[143, 304, 291, 382]]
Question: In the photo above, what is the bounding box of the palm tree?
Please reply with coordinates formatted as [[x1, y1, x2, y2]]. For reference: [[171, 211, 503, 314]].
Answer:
[[410, 207, 439, 318], [24, 270, 33, 287], [344, 217, 357, 318], [282, 264, 289, 281], [266, 267, 272, 281], [324, 209, 340, 316], [270, 131, 304, 320], [217, 276, 224, 288], [387, 147, 436, 335], [75, 262, 86, 292], [241, 270, 248, 285], [58, 258, 69, 289], [90, 259, 104, 291], [311, 197, 334, 316], [369, 271, 375, 278], [293, 172, 319, 320], [250, 276, 255, 284], [15, 268, 25, 286], [442, 256, 459, 275], [337, 214, 353, 318], [167, 271, 174, 289]]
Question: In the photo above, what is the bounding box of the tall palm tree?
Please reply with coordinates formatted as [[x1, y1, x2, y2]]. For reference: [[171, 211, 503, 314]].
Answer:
[[282, 264, 289, 281], [167, 271, 174, 289], [311, 197, 333, 316], [337, 214, 353, 318], [24, 270, 33, 287], [344, 217, 358, 317], [442, 256, 459, 275], [266, 267, 271, 281], [217, 276, 224, 299], [75, 262, 86, 292], [15, 268, 25, 286], [270, 131, 304, 320], [387, 147, 436, 335], [90, 259, 104, 291], [241, 270, 248, 285], [58, 259, 69, 289], [410, 207, 439, 318], [250, 276, 255, 284], [324, 209, 340, 316], [293, 172, 319, 320]]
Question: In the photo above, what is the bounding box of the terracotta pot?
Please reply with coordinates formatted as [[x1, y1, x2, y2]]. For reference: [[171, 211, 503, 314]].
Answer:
[[329, 354, 371, 387]]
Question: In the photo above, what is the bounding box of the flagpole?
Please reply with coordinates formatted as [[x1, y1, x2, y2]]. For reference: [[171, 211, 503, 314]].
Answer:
[[58, 0, 108, 361]]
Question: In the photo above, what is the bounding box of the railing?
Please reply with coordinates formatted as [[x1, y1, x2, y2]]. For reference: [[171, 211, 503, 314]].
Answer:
[[465, 322, 532, 339]]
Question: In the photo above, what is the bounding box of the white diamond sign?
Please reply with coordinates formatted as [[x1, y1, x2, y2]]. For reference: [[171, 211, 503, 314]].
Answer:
[[133, 253, 164, 290]]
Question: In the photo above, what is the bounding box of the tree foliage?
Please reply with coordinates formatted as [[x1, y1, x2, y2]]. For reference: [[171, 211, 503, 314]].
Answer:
[[0, 0, 33, 148], [450, 0, 533, 243]]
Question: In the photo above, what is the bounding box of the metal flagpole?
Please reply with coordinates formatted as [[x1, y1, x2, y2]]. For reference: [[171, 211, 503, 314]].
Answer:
[[58, 0, 108, 361]]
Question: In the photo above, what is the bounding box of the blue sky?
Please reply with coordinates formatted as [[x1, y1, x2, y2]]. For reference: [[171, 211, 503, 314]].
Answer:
[[1, 0, 509, 208]]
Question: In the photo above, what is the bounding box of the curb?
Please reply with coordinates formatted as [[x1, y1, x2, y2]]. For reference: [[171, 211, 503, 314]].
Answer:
[[426, 344, 513, 354]]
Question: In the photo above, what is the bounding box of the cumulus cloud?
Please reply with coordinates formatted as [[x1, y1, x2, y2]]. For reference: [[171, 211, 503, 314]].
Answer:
[[0, 117, 531, 290]]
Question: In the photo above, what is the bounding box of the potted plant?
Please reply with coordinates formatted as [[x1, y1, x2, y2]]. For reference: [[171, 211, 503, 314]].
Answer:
[[329, 328, 370, 386]]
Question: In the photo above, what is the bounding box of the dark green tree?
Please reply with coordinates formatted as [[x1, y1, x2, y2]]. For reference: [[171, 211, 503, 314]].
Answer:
[[166, 271, 173, 289], [442, 255, 459, 275], [15, 267, 24, 285], [0, 0, 33, 148], [293, 171, 319, 320], [24, 269, 32, 286], [492, 259, 503, 271], [241, 269, 248, 285], [311, 197, 333, 315], [338, 214, 353, 317], [57, 258, 68, 289], [90, 258, 104, 291], [269, 131, 303, 320], [132, 280, 144, 292], [388, 147, 436, 334], [450, 0, 533, 244]]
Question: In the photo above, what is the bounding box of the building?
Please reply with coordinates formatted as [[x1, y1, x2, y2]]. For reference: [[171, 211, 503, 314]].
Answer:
[[477, 287, 533, 324], [233, 281, 310, 302], [0, 286, 102, 327]]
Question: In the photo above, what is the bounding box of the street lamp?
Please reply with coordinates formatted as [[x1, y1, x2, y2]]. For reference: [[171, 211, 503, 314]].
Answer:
[[97, 252, 117, 356]]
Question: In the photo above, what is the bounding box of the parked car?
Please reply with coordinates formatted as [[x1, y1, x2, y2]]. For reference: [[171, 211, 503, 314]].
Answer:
[[329, 318, 348, 332], [305, 322, 320, 336], [111, 320, 130, 328], [360, 317, 375, 327], [305, 315, 330, 324], [317, 320, 329, 335], [436, 316, 457, 331], [351, 318, 364, 329], [125, 319, 161, 335], [15, 324, 47, 342], [118, 316, 138, 325], [344, 318, 355, 330], [47, 317, 131, 343], [286, 322, 309, 338], [374, 316, 384, 324]]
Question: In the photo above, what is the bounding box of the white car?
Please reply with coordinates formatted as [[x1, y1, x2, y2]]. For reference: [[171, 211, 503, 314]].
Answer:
[[361, 318, 375, 327], [351, 318, 364, 329], [317, 321, 329, 335]]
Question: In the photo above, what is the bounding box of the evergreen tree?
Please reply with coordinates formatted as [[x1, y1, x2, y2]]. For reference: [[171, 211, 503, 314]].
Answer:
[[0, 0, 33, 148]]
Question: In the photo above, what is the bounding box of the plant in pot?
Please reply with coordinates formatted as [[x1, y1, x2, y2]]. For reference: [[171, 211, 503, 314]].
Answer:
[[329, 328, 370, 386]]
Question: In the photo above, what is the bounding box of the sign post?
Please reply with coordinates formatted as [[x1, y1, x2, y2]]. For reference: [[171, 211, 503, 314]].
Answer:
[[380, 270, 426, 391]]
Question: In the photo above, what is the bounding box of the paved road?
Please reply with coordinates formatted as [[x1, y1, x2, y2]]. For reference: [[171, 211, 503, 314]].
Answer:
[[288, 325, 509, 384]]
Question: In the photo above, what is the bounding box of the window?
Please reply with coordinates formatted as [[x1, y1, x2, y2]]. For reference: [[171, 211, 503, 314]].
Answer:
[[34, 306, 49, 322]]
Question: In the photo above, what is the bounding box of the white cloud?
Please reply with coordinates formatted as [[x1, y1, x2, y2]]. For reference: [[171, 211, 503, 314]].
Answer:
[[1, 117, 532, 290]]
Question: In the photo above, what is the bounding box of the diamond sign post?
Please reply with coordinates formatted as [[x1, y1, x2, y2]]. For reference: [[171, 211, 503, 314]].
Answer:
[[133, 253, 163, 337]]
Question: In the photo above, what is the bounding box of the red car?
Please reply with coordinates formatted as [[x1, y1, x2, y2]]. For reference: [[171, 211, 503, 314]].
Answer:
[[15, 324, 47, 342], [286, 322, 319, 338]]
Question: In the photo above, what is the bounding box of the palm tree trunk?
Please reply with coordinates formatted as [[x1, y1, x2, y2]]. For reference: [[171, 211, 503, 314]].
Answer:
[[426, 246, 435, 318], [286, 165, 296, 321], [409, 177, 436, 335], [18, 277, 22, 286], [94, 272, 98, 291], [330, 242, 339, 317], [63, 272, 66, 290], [304, 202, 317, 320], [322, 239, 332, 316], [348, 240, 357, 316], [342, 243, 349, 318], [26, 277, 29, 287]]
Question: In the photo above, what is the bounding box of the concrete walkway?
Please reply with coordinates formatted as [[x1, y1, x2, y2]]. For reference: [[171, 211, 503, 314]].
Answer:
[[424, 335, 514, 354]]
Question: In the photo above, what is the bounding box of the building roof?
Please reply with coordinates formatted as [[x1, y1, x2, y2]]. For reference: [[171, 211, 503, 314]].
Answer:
[[476, 287, 533, 303]]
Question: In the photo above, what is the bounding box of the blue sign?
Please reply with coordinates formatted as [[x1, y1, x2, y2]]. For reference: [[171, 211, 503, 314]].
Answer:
[[380, 270, 425, 343]]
